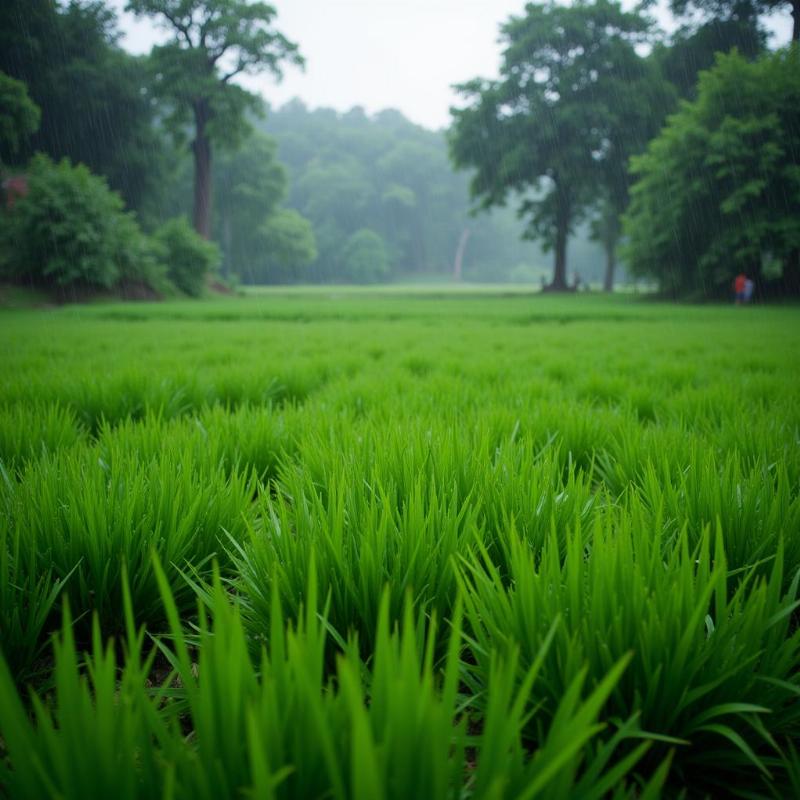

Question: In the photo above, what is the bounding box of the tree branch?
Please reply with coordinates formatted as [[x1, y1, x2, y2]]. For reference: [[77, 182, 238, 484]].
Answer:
[[208, 43, 232, 67], [161, 8, 195, 48], [198, 5, 222, 50], [220, 61, 246, 83]]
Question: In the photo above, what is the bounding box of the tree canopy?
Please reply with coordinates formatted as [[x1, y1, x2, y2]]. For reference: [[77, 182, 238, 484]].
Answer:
[[666, 0, 799, 42], [623, 48, 800, 296]]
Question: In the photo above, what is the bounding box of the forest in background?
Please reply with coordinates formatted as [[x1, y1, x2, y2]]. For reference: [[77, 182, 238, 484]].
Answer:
[[0, 0, 797, 297], [160, 100, 610, 285]]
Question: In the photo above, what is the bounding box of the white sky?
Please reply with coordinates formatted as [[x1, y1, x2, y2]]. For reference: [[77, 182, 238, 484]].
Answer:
[[107, 0, 794, 130]]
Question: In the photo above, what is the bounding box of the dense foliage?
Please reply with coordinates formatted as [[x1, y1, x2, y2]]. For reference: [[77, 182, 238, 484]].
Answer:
[[0, 154, 159, 291], [667, 0, 799, 44], [0, 293, 799, 795], [651, 7, 765, 98], [0, 72, 40, 160], [261, 101, 593, 283], [212, 132, 288, 278], [256, 208, 318, 283], [0, 0, 169, 218], [340, 228, 390, 284], [623, 49, 800, 296], [151, 217, 221, 296]]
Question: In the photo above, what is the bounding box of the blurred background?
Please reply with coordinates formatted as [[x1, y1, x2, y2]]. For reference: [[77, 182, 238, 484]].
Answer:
[[0, 1, 797, 296]]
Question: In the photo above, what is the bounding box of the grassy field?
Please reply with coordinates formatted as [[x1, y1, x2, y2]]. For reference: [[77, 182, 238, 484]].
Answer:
[[1, 291, 799, 798]]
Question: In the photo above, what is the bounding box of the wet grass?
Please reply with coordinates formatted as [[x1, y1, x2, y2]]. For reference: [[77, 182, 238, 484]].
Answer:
[[0, 291, 799, 798]]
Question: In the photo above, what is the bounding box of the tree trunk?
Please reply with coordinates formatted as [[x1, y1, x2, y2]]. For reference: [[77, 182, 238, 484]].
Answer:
[[192, 102, 212, 239], [784, 249, 800, 295], [222, 212, 232, 279], [453, 228, 470, 281], [549, 188, 570, 291], [603, 244, 616, 292], [793, 0, 799, 41]]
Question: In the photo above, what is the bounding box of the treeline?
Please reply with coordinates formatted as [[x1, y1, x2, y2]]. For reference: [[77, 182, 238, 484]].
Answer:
[[450, 0, 800, 296], [159, 101, 555, 285], [1, 0, 798, 297], [257, 102, 611, 285], [2, 0, 550, 293]]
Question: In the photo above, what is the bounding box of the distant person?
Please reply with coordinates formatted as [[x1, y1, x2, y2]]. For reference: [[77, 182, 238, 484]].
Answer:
[[743, 277, 754, 304], [733, 273, 747, 304]]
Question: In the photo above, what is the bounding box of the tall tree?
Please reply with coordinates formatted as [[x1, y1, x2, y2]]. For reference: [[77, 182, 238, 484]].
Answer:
[[449, 0, 655, 290], [126, 0, 302, 238]]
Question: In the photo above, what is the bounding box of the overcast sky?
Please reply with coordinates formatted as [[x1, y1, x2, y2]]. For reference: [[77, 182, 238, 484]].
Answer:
[[107, 0, 793, 130]]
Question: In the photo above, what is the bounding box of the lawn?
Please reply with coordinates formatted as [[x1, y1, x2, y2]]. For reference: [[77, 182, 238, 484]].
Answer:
[[1, 291, 799, 798]]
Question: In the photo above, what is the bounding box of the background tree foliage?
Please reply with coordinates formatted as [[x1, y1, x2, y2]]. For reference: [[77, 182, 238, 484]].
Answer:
[[0, 0, 168, 218], [341, 229, 390, 284], [261, 101, 604, 285], [151, 216, 220, 296], [667, 0, 799, 43], [256, 208, 317, 284], [212, 132, 287, 279], [623, 48, 800, 296], [0, 0, 797, 298], [0, 73, 40, 162], [651, 7, 765, 98]]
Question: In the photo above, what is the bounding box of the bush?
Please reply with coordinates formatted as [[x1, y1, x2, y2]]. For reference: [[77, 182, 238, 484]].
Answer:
[[152, 217, 220, 297], [341, 228, 390, 283], [254, 208, 317, 283], [0, 154, 158, 291]]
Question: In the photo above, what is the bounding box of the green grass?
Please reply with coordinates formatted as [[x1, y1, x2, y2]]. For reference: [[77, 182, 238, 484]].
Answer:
[[0, 291, 798, 797]]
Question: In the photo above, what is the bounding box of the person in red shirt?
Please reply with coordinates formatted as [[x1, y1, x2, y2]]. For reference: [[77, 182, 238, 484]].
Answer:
[[733, 273, 747, 304]]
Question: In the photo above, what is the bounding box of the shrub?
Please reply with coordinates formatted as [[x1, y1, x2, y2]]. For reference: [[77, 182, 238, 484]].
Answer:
[[341, 228, 390, 283], [0, 154, 158, 291], [254, 207, 317, 283], [152, 217, 220, 297]]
